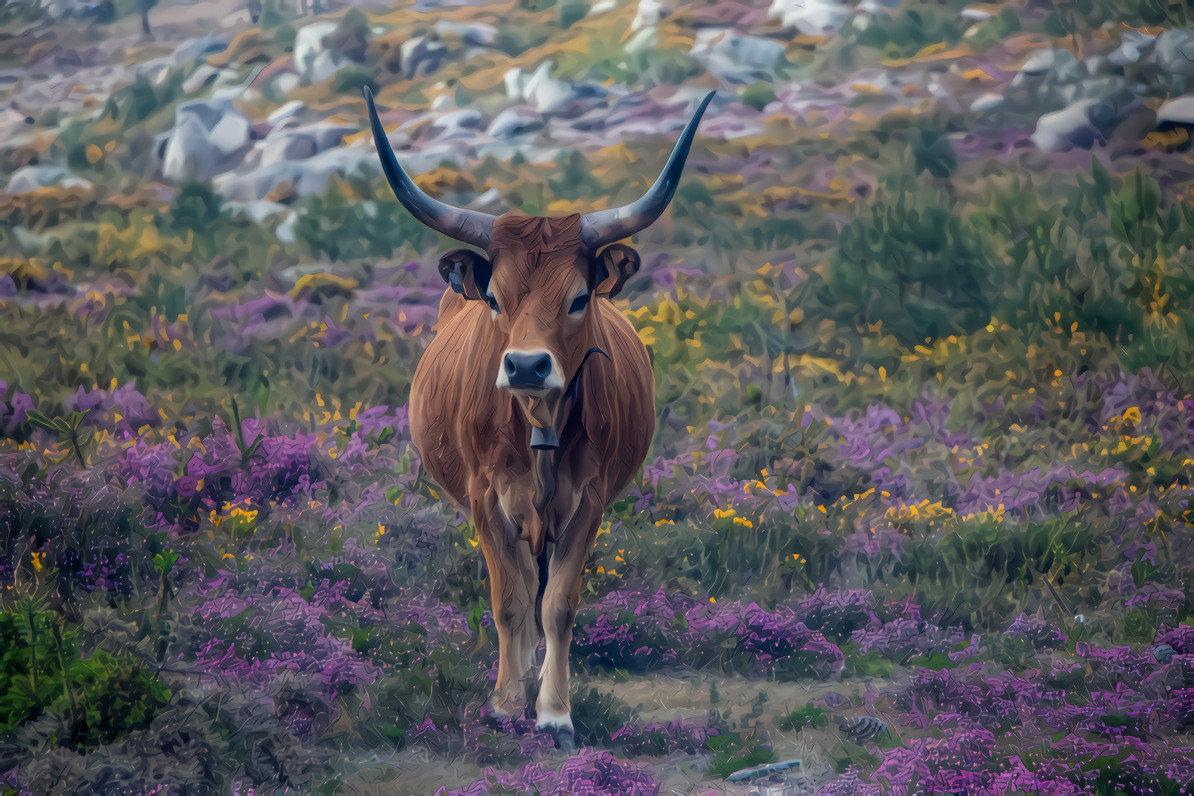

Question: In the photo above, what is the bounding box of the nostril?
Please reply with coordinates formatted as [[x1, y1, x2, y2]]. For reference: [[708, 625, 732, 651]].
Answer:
[[534, 356, 551, 380], [504, 356, 516, 376]]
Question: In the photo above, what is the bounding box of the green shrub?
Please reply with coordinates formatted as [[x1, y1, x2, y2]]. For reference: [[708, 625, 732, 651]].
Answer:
[[895, 513, 1103, 629], [814, 173, 998, 346], [0, 599, 171, 746], [705, 730, 774, 780], [839, 5, 964, 59], [779, 703, 828, 731]]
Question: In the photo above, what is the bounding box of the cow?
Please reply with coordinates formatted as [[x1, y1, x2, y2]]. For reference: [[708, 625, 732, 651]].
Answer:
[[364, 86, 714, 748]]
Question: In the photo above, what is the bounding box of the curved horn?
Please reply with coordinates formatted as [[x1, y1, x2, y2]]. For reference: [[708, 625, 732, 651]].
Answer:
[[364, 87, 495, 249], [580, 90, 715, 250]]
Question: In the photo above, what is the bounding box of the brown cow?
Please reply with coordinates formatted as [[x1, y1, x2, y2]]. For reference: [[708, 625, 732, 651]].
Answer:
[[365, 87, 714, 747]]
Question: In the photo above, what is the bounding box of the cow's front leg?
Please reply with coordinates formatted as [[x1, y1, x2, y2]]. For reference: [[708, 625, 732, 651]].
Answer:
[[474, 495, 539, 720], [536, 485, 603, 749]]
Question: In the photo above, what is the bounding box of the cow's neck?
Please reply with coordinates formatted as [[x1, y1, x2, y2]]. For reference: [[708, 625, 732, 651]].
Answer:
[[505, 390, 585, 555]]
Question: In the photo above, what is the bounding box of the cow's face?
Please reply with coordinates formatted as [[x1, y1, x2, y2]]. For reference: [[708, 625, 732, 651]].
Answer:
[[437, 215, 641, 397], [365, 85, 711, 441]]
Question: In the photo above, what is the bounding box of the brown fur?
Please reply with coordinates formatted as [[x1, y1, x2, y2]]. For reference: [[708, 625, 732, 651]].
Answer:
[[408, 212, 655, 724]]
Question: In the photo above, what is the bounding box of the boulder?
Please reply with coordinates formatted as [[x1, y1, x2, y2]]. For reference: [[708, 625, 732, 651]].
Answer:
[[691, 29, 787, 84], [1031, 98, 1103, 151], [768, 0, 851, 36], [254, 121, 356, 170], [181, 64, 223, 94], [211, 145, 374, 202], [1019, 47, 1059, 75], [1148, 29, 1194, 83], [971, 92, 1004, 113], [521, 61, 574, 113], [294, 22, 346, 84], [505, 62, 607, 114], [401, 35, 448, 79], [223, 199, 290, 225], [632, 0, 668, 32], [158, 98, 252, 182], [488, 107, 544, 139], [1109, 30, 1154, 67], [1157, 95, 1194, 127], [4, 165, 93, 194], [268, 100, 305, 125], [428, 109, 487, 141], [432, 20, 498, 47]]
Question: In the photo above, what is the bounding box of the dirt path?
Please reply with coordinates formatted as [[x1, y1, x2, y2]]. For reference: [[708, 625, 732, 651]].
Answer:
[[335, 670, 894, 794]]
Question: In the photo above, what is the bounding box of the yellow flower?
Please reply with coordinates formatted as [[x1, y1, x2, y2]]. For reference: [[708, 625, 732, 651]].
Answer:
[[31, 552, 44, 572]]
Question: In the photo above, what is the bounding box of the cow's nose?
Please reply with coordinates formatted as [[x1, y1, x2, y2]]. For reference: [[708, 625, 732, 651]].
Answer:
[[503, 351, 553, 389]]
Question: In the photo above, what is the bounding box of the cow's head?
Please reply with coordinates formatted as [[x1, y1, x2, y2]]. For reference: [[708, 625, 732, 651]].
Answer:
[[365, 88, 713, 444]]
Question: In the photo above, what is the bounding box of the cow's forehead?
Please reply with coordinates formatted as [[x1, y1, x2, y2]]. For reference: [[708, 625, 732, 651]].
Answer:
[[492, 213, 584, 256], [490, 213, 587, 290]]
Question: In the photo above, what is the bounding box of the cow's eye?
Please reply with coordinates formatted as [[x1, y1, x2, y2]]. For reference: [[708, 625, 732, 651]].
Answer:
[[485, 293, 500, 314], [569, 293, 590, 315]]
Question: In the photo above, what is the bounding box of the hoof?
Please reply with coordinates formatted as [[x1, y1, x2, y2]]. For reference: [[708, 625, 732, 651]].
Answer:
[[536, 709, 575, 751], [543, 724, 575, 751]]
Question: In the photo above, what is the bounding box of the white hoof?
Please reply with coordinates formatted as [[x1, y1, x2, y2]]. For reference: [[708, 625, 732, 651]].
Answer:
[[537, 709, 576, 751], [535, 708, 573, 734]]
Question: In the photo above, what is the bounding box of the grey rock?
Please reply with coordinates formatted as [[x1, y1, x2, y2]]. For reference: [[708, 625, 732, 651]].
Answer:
[[1153, 643, 1177, 664], [223, 199, 290, 225], [212, 145, 374, 202], [971, 92, 1004, 113], [402, 35, 448, 78], [505, 62, 606, 114], [1150, 29, 1194, 82], [488, 107, 544, 139], [268, 100, 306, 125], [1053, 55, 1089, 83], [839, 715, 887, 740], [159, 98, 252, 181], [276, 212, 298, 244], [1020, 48, 1058, 75], [631, 0, 668, 32], [4, 165, 93, 194], [691, 29, 788, 83], [725, 759, 801, 783], [769, 0, 850, 36], [1158, 95, 1194, 125], [730, 34, 787, 70], [182, 64, 223, 94], [254, 121, 356, 170], [1086, 56, 1120, 76], [1032, 98, 1102, 151], [294, 22, 345, 84], [1110, 30, 1155, 66], [432, 20, 498, 47], [429, 109, 487, 141]]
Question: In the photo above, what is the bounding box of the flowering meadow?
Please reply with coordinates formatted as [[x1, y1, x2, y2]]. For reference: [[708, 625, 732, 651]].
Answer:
[[3, 0, 1194, 792]]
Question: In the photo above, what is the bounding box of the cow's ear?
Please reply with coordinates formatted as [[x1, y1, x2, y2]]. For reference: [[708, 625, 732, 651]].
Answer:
[[592, 244, 641, 298], [438, 249, 492, 301]]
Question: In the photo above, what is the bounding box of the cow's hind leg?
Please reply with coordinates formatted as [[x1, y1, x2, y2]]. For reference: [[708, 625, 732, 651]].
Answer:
[[475, 498, 540, 721], [536, 486, 603, 749]]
